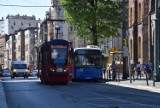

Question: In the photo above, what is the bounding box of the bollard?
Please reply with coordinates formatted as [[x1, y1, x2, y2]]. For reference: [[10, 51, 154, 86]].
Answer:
[[145, 70, 149, 86], [109, 70, 111, 81]]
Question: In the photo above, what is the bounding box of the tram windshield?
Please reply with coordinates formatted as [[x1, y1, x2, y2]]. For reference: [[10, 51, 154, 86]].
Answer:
[[51, 47, 68, 66]]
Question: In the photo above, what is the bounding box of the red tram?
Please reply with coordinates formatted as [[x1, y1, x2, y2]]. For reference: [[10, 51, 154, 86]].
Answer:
[[38, 39, 73, 84]]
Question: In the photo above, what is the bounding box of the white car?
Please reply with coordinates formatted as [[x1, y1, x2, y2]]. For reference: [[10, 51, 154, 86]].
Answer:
[[30, 70, 38, 77]]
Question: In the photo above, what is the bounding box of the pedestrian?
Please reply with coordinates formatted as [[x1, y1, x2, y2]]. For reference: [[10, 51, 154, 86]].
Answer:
[[111, 60, 117, 81], [136, 62, 142, 79], [131, 64, 136, 81], [145, 60, 152, 80], [102, 55, 106, 80], [107, 64, 111, 80]]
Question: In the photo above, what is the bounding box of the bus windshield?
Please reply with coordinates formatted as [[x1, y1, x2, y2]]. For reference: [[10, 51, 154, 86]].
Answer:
[[13, 64, 27, 69], [51, 48, 67, 66], [74, 53, 102, 67]]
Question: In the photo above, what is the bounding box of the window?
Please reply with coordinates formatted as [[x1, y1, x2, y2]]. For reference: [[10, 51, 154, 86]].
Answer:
[[129, 7, 133, 27], [138, 3, 142, 24], [25, 44, 29, 51], [11, 26, 14, 29], [14, 22, 16, 25]]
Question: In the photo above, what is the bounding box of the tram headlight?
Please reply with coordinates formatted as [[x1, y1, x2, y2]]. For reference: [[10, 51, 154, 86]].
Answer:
[[50, 68, 55, 72], [64, 68, 68, 72]]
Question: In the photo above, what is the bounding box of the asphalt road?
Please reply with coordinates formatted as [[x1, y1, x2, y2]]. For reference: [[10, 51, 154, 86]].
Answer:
[[2, 77, 160, 108]]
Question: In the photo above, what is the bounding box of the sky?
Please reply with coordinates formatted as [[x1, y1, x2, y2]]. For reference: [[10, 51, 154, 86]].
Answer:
[[0, 0, 51, 20]]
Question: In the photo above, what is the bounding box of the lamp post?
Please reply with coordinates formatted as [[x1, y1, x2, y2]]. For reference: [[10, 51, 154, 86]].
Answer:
[[55, 26, 60, 39], [122, 0, 127, 79], [154, 0, 160, 83]]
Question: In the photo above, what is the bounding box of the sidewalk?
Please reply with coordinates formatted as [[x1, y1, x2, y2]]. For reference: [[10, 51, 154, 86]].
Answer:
[[0, 79, 8, 108], [106, 78, 160, 93]]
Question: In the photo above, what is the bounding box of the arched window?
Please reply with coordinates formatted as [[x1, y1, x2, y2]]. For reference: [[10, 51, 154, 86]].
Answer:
[[138, 3, 142, 24], [138, 37, 142, 58], [130, 7, 133, 27]]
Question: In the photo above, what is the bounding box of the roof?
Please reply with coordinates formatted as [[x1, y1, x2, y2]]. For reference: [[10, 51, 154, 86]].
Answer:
[[74, 45, 102, 51], [11, 60, 27, 64]]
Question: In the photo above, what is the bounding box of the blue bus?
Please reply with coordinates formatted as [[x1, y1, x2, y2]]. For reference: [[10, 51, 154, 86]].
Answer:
[[73, 45, 103, 81]]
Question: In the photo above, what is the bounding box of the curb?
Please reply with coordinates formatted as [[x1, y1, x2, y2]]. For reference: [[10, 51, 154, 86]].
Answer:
[[106, 81, 160, 93]]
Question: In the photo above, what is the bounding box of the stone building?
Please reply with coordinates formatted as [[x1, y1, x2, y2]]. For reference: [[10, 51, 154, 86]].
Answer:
[[0, 35, 9, 68], [128, 0, 149, 65], [0, 14, 39, 35]]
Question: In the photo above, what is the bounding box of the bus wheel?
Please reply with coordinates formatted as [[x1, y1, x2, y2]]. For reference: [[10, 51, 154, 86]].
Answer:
[[25, 75, 28, 79]]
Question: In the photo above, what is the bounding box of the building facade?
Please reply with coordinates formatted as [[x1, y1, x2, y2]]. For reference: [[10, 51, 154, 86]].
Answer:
[[128, 0, 149, 65], [0, 14, 39, 36]]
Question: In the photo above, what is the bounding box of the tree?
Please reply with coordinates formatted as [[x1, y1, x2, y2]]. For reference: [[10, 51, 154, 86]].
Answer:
[[60, 0, 122, 45]]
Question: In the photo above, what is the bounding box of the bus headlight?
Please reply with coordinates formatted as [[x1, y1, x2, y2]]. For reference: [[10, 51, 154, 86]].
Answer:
[[13, 69, 16, 72]]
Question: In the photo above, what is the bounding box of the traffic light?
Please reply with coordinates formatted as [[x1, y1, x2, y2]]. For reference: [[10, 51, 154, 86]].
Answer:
[[123, 39, 128, 46]]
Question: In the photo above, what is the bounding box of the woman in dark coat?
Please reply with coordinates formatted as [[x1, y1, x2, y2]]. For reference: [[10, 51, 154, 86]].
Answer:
[[111, 60, 117, 81]]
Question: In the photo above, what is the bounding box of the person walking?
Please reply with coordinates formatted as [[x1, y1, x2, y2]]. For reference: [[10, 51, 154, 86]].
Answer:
[[102, 56, 106, 80], [136, 62, 142, 79], [145, 60, 152, 80], [111, 60, 117, 81]]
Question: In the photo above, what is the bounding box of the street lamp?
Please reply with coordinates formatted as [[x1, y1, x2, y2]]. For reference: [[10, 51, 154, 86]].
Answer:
[[154, 0, 160, 83], [55, 26, 60, 39]]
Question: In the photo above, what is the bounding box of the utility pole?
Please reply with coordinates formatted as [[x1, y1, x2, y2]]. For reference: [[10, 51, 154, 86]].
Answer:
[[133, 0, 138, 66], [55, 26, 60, 39], [154, 0, 160, 82], [122, 0, 127, 79]]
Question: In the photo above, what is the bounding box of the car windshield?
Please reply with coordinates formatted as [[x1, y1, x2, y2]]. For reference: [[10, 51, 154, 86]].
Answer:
[[3, 70, 10, 73], [13, 64, 27, 69]]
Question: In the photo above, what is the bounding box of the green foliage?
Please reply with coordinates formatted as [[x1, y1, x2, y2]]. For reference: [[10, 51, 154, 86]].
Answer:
[[60, 0, 122, 45]]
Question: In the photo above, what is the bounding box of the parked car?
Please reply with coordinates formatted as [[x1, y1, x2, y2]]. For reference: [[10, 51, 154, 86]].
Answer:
[[2, 69, 11, 77], [30, 70, 38, 77]]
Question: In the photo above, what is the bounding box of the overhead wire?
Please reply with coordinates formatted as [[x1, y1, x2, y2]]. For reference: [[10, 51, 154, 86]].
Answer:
[[0, 4, 51, 7], [6, 0, 19, 13], [22, 0, 46, 6]]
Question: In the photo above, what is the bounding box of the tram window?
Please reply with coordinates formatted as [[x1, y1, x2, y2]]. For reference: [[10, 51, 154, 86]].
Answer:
[[51, 49, 58, 59]]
